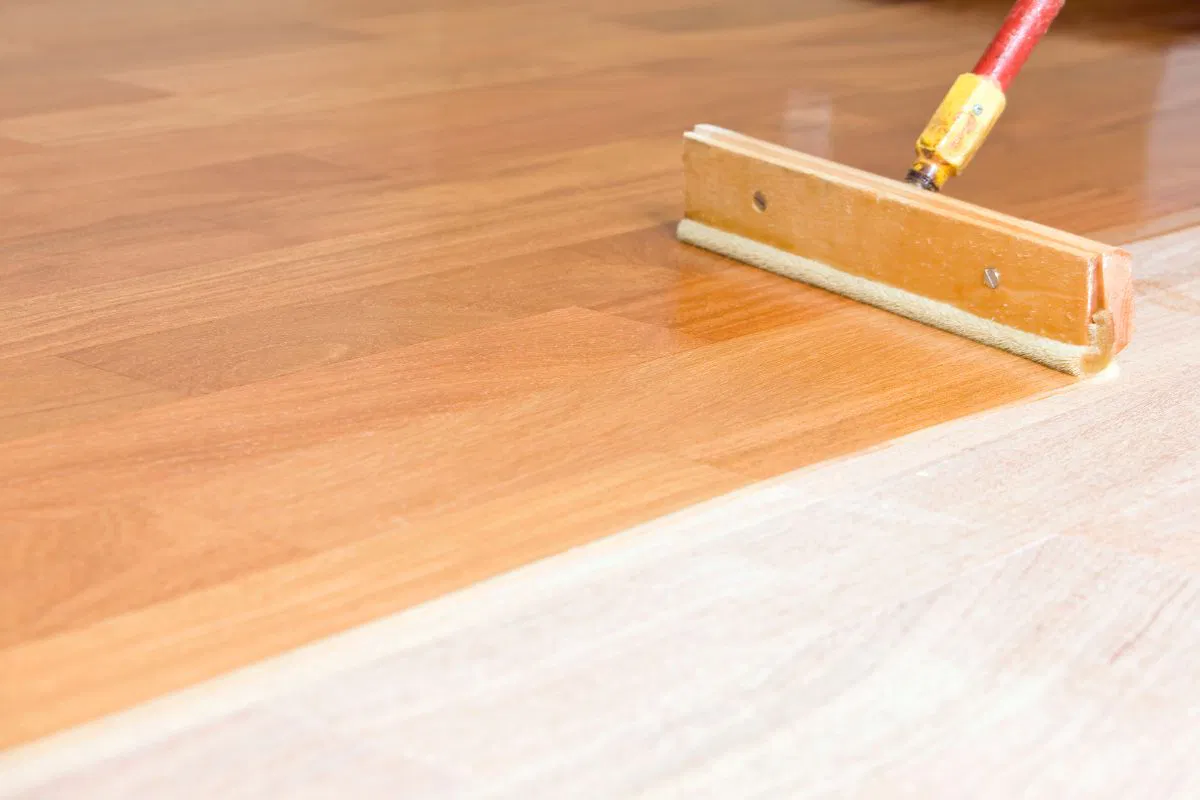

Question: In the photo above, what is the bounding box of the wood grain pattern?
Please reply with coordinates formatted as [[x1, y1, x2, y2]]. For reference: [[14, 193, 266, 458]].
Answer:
[[1, 0, 1199, 751], [2, 226, 1197, 799], [0, 358, 182, 443]]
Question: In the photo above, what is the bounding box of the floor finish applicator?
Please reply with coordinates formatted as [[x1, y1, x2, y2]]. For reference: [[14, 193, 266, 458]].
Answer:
[[677, 0, 1132, 377]]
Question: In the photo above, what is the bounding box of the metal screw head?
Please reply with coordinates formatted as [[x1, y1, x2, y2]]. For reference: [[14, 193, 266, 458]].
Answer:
[[972, 104, 985, 116], [983, 267, 1001, 289], [752, 191, 768, 212]]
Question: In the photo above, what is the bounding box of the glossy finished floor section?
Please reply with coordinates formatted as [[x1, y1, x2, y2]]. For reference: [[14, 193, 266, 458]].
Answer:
[[2, 0, 1198, 748]]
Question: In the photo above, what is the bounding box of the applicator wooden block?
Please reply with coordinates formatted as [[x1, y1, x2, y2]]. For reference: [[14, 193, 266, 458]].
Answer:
[[677, 124, 1133, 376]]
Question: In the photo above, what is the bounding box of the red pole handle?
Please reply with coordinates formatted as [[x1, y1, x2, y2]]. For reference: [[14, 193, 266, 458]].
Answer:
[[972, 0, 1066, 91]]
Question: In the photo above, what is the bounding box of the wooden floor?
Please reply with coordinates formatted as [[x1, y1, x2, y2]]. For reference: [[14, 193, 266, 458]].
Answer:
[[3, 225, 1199, 798], [2, 0, 1199, 752]]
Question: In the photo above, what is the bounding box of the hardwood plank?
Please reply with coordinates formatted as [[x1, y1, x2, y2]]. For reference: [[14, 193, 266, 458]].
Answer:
[[0, 357, 181, 443], [0, 116, 381, 194], [0, 207, 285, 300], [386, 227, 736, 316], [3, 153, 380, 243], [0, 76, 165, 121], [0, 137, 38, 157], [62, 282, 515, 395], [5, 18, 366, 74], [0, 0, 310, 45]]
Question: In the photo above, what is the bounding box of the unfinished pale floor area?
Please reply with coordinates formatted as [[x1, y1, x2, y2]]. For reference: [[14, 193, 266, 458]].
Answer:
[[3, 227, 1198, 798]]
